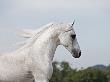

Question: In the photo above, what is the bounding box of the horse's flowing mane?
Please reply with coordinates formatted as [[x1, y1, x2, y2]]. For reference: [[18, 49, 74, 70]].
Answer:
[[16, 22, 71, 51], [17, 23, 54, 49]]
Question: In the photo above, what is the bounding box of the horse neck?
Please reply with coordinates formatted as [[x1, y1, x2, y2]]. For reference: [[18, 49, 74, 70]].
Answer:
[[30, 28, 60, 61]]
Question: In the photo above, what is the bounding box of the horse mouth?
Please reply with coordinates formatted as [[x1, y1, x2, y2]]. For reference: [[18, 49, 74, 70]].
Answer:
[[73, 55, 80, 58]]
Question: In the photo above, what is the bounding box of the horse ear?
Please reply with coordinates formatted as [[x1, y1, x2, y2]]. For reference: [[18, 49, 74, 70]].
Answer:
[[17, 29, 35, 38], [72, 20, 75, 27]]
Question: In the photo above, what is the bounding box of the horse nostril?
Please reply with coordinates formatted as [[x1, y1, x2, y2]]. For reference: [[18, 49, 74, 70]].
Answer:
[[79, 51, 81, 57]]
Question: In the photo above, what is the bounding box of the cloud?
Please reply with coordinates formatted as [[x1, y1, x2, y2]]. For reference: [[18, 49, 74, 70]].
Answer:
[[12, 0, 109, 9], [1, 0, 110, 16]]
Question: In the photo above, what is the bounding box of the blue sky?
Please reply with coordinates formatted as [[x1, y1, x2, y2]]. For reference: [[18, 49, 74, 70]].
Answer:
[[0, 0, 110, 68]]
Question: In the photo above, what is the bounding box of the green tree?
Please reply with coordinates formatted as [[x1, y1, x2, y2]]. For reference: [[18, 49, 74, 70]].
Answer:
[[50, 61, 108, 82], [50, 62, 62, 82], [71, 68, 107, 82], [106, 65, 110, 82]]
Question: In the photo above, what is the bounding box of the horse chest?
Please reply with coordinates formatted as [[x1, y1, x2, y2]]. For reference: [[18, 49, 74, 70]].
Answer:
[[30, 59, 53, 79]]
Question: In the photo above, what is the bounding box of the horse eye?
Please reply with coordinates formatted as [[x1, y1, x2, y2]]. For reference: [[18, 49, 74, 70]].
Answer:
[[71, 34, 76, 39]]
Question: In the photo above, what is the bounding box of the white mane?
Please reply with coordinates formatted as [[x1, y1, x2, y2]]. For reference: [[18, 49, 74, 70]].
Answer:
[[17, 23, 54, 48], [18, 23, 54, 38], [17, 22, 72, 49]]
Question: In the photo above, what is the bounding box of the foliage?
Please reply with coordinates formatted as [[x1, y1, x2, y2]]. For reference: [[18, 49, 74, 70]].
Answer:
[[106, 65, 110, 82], [50, 61, 110, 82]]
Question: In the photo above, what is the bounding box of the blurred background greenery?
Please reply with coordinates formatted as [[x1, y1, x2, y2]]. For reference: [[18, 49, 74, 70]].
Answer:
[[50, 61, 110, 82]]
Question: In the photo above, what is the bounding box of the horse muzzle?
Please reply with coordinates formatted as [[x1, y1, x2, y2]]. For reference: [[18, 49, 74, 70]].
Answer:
[[72, 51, 81, 58]]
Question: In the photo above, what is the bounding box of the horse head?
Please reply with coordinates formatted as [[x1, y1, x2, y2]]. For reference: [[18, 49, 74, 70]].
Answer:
[[58, 21, 81, 58]]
